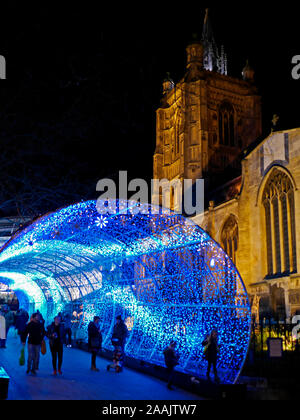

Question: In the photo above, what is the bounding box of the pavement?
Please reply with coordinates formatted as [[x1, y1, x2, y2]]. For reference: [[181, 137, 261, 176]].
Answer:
[[0, 329, 203, 401]]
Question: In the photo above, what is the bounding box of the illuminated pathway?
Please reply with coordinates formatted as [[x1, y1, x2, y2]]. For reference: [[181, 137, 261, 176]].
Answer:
[[1, 331, 203, 401]]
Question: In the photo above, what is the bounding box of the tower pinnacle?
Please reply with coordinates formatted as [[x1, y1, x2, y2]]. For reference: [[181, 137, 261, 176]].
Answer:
[[202, 9, 227, 75]]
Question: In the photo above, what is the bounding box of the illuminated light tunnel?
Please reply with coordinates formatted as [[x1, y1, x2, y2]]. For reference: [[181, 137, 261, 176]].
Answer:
[[0, 200, 251, 383]]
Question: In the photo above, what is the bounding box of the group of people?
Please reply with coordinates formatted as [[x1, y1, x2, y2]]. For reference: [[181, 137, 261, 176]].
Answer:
[[163, 329, 220, 390], [88, 315, 129, 373], [0, 306, 28, 348], [19, 312, 129, 377], [20, 311, 73, 375], [2, 306, 221, 388], [87, 316, 221, 388]]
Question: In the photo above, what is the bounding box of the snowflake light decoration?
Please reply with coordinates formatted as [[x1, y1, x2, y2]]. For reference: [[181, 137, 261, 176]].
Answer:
[[95, 216, 108, 229]]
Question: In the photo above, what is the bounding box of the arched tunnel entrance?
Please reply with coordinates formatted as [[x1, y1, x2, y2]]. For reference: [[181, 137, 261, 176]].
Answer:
[[0, 200, 251, 384]]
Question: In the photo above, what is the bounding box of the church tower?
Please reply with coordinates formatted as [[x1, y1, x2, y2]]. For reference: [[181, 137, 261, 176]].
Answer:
[[153, 10, 262, 209]]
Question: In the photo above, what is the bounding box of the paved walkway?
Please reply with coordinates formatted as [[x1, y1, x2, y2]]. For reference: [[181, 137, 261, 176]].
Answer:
[[0, 330, 203, 400]]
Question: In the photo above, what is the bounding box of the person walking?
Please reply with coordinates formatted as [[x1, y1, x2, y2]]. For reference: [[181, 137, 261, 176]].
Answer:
[[21, 313, 45, 375], [63, 313, 72, 347], [47, 316, 65, 376], [16, 309, 29, 343], [0, 309, 6, 348], [163, 341, 180, 390], [202, 329, 220, 383], [57, 312, 64, 324], [88, 316, 102, 371]]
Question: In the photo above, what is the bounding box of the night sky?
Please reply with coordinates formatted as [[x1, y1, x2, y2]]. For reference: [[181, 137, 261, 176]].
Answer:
[[0, 4, 299, 216]]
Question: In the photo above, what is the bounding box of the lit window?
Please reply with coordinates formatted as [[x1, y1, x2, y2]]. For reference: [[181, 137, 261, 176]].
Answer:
[[221, 215, 239, 264], [263, 168, 297, 277], [219, 102, 235, 147]]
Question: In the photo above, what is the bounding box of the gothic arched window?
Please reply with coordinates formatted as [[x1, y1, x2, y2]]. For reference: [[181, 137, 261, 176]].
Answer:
[[263, 168, 297, 277], [175, 112, 184, 156], [221, 215, 239, 264], [219, 102, 235, 147]]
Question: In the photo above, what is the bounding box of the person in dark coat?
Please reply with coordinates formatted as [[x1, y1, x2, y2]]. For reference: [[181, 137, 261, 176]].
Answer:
[[110, 315, 128, 370], [88, 316, 102, 371], [47, 316, 65, 375], [21, 313, 45, 375], [111, 315, 128, 351], [15, 309, 29, 342], [202, 330, 220, 383], [163, 341, 180, 390], [36, 310, 45, 328], [63, 313, 72, 347]]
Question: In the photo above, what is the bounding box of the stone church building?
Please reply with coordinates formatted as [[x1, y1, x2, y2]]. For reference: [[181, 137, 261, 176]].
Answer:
[[153, 10, 300, 320]]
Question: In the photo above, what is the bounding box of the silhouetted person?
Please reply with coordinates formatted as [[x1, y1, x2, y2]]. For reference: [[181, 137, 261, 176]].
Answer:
[[112, 315, 128, 352], [47, 316, 65, 375], [163, 341, 179, 390], [15, 309, 29, 342], [202, 330, 220, 383], [36, 310, 45, 327], [88, 316, 102, 371], [63, 313, 72, 347], [111, 315, 128, 369], [22, 313, 45, 375]]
